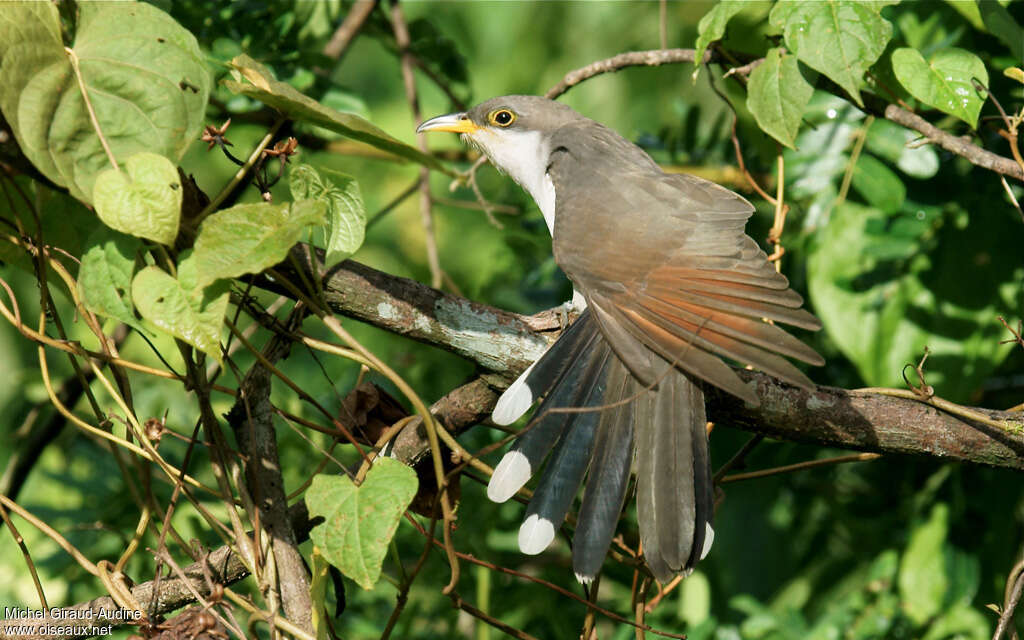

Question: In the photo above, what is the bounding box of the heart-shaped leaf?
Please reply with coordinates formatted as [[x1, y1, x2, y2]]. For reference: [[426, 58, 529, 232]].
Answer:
[[191, 200, 326, 289], [131, 259, 229, 363], [891, 47, 988, 128], [289, 164, 367, 268], [0, 1, 210, 203], [746, 47, 814, 149], [770, 0, 892, 107], [307, 458, 418, 590], [223, 55, 443, 172], [93, 152, 182, 245], [78, 230, 144, 332]]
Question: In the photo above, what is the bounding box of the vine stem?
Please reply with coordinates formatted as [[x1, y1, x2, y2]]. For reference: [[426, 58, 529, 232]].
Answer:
[[65, 47, 119, 173]]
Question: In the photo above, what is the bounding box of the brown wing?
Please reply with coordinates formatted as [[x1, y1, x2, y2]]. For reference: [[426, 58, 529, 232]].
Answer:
[[547, 124, 822, 404]]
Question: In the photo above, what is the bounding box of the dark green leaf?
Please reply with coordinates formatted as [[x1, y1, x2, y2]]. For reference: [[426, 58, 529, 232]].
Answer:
[[807, 203, 1022, 399], [746, 48, 814, 148], [191, 200, 326, 289], [891, 47, 988, 127], [78, 231, 144, 332], [92, 152, 182, 245], [131, 260, 229, 363], [307, 458, 418, 590], [289, 164, 367, 268], [851, 154, 906, 213], [223, 55, 444, 171], [0, 1, 210, 202], [770, 0, 892, 107], [978, 1, 1023, 68]]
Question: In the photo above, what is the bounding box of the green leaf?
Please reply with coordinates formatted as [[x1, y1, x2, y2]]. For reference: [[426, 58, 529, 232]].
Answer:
[[92, 152, 182, 245], [807, 203, 1022, 400], [694, 1, 749, 71], [131, 261, 229, 363], [191, 200, 327, 289], [223, 55, 443, 171], [863, 120, 940, 179], [307, 458, 418, 590], [770, 0, 892, 107], [0, 1, 210, 203], [77, 231, 145, 332], [851, 154, 905, 214], [978, 1, 1023, 71], [899, 504, 949, 626], [289, 164, 367, 268], [891, 47, 988, 128], [746, 48, 814, 149], [921, 603, 989, 640], [942, 0, 984, 30]]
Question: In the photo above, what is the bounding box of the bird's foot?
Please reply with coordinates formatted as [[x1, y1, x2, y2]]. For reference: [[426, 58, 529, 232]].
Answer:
[[555, 291, 588, 329]]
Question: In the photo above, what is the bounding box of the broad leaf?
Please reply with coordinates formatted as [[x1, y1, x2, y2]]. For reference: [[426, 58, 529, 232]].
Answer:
[[0, 1, 210, 203], [807, 202, 1022, 400], [191, 200, 326, 289], [770, 0, 892, 107], [746, 48, 813, 149], [223, 55, 443, 171], [851, 154, 905, 214], [92, 152, 182, 245], [131, 260, 229, 363], [891, 47, 988, 127], [863, 119, 940, 179], [694, 1, 749, 71], [78, 230, 144, 333], [899, 505, 949, 626], [307, 458, 418, 590], [289, 164, 367, 268]]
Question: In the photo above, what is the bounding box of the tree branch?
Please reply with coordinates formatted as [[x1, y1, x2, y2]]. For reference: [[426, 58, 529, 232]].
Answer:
[[545, 48, 1024, 183], [261, 247, 1024, 472]]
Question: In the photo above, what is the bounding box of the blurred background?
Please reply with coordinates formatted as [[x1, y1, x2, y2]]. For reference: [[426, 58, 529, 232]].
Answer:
[[2, 1, 1023, 638]]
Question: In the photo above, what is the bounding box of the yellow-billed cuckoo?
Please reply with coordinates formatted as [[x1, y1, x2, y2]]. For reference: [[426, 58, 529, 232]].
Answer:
[[418, 96, 822, 583]]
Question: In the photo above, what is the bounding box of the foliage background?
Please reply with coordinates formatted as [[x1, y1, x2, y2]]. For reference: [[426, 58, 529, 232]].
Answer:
[[1, 1, 1023, 639]]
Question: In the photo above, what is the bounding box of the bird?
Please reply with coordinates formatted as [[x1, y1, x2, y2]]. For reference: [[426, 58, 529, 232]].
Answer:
[[417, 95, 823, 584]]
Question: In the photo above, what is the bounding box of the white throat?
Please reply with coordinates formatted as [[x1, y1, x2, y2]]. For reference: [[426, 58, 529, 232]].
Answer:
[[471, 129, 556, 235]]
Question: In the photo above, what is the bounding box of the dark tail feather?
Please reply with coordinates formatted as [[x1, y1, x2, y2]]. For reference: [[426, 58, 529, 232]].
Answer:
[[636, 371, 712, 583], [517, 340, 613, 554], [572, 358, 636, 582]]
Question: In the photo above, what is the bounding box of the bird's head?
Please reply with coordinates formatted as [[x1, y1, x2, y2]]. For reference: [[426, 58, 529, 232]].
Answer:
[[417, 95, 582, 188]]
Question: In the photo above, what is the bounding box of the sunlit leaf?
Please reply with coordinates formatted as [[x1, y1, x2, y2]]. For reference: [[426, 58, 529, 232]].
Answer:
[[863, 120, 940, 179], [289, 164, 367, 268], [746, 48, 813, 148], [191, 200, 326, 289], [78, 230, 144, 332], [223, 55, 443, 171], [92, 152, 182, 245], [891, 47, 988, 127], [899, 504, 949, 625], [770, 0, 892, 107], [131, 260, 229, 363], [0, 1, 210, 203], [307, 458, 418, 590], [694, 1, 749, 72]]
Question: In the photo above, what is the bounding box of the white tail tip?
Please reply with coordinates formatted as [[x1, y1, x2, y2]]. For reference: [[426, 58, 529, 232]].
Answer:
[[492, 363, 536, 426], [487, 450, 532, 503], [518, 514, 556, 555], [700, 523, 715, 561]]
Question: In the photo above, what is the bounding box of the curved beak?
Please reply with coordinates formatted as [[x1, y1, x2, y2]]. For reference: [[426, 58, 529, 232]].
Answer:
[[416, 112, 480, 134]]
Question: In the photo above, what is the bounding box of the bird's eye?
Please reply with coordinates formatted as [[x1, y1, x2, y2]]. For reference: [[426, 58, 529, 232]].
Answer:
[[489, 109, 516, 127]]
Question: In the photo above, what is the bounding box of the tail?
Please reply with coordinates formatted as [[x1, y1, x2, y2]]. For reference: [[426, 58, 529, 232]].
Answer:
[[488, 310, 713, 583]]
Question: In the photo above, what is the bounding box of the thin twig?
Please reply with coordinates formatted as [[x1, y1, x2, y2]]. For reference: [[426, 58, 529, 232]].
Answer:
[[719, 452, 881, 484], [322, 0, 378, 60]]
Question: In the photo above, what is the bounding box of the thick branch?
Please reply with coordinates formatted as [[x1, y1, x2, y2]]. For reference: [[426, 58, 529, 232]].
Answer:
[[261, 249, 1024, 472]]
